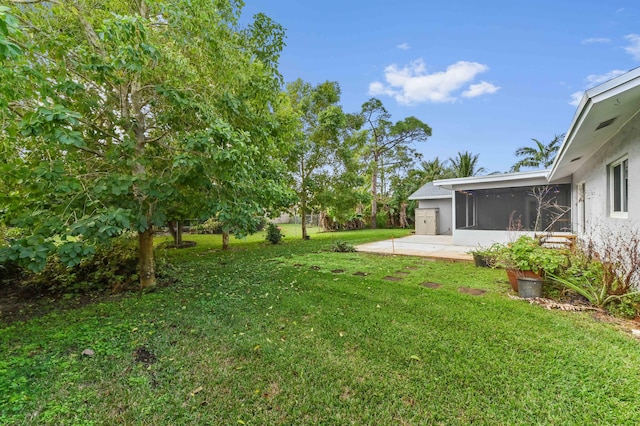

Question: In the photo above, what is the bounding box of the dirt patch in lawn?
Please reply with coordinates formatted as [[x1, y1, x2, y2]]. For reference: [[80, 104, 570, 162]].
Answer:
[[394, 271, 410, 276], [310, 266, 321, 270], [331, 269, 345, 274], [133, 345, 157, 366], [353, 272, 369, 277], [0, 280, 129, 325]]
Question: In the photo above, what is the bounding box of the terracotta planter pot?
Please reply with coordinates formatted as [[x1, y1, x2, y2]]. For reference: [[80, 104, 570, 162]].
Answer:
[[506, 269, 541, 292]]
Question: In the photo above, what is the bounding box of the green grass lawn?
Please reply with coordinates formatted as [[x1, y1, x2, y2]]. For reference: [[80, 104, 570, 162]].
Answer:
[[2, 227, 640, 424]]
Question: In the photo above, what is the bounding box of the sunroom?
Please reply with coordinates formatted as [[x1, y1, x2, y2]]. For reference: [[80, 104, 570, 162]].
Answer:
[[434, 170, 572, 246]]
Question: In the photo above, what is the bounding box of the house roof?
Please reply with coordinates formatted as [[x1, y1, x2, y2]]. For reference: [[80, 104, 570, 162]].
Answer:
[[408, 181, 452, 200], [433, 170, 551, 191], [549, 67, 640, 181]]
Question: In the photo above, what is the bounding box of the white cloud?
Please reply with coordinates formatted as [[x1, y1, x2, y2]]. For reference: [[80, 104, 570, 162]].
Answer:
[[569, 92, 583, 107], [397, 43, 410, 50], [585, 70, 627, 86], [568, 70, 627, 106], [462, 81, 500, 98], [368, 59, 498, 104], [581, 37, 611, 45], [624, 34, 640, 60]]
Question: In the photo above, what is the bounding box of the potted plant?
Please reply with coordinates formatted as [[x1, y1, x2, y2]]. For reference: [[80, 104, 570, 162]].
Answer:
[[469, 244, 502, 268], [493, 236, 568, 294], [470, 247, 490, 267]]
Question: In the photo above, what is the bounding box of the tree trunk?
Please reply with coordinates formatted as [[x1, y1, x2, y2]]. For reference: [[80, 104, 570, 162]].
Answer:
[[370, 161, 378, 229], [222, 231, 230, 250], [168, 220, 183, 247], [300, 200, 308, 240], [319, 210, 331, 231], [168, 221, 177, 244], [399, 202, 408, 228], [138, 228, 156, 289]]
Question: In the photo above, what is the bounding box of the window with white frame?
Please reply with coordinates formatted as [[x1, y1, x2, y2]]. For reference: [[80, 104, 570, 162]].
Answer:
[[609, 156, 628, 217]]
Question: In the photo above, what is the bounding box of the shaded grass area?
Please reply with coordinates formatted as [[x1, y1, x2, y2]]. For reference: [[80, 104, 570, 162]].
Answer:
[[2, 227, 640, 424]]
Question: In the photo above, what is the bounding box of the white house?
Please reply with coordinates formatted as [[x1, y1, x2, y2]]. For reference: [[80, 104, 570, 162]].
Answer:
[[548, 67, 640, 237], [410, 67, 640, 247]]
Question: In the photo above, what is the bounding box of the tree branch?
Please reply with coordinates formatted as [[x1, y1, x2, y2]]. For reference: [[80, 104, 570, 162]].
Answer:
[[8, 0, 56, 3], [70, 0, 105, 56]]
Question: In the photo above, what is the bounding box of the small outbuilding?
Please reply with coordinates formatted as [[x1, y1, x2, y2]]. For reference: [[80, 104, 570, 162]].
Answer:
[[408, 182, 453, 235]]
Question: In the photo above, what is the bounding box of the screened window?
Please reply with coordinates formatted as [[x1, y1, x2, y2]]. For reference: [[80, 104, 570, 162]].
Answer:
[[610, 157, 628, 216], [454, 184, 571, 232]]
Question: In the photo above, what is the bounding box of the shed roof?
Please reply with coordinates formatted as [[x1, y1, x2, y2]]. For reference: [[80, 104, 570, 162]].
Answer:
[[408, 181, 452, 200]]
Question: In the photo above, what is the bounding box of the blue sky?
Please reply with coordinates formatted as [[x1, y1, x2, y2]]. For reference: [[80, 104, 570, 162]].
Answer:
[[244, 1, 640, 173]]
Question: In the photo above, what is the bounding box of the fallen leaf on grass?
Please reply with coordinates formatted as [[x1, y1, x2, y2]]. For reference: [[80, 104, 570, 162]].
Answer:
[[189, 386, 204, 397], [409, 355, 421, 362]]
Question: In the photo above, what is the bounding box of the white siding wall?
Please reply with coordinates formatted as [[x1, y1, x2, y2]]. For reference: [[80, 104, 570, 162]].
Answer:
[[572, 112, 640, 237], [417, 199, 452, 235]]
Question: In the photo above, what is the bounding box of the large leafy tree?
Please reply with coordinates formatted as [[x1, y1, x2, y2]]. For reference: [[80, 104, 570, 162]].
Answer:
[[510, 134, 564, 172], [361, 98, 431, 228], [0, 1, 293, 288], [314, 113, 368, 230], [286, 79, 351, 239]]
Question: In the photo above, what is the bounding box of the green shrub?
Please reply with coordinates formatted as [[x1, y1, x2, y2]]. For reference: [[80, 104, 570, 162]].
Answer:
[[0, 226, 25, 281], [265, 223, 283, 244], [329, 240, 356, 253], [607, 296, 640, 320], [193, 218, 223, 234], [26, 236, 145, 293], [375, 212, 388, 229], [193, 217, 266, 235], [549, 247, 640, 312]]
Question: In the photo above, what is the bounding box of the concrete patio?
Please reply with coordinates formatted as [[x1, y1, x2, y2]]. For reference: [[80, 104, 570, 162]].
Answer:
[[355, 234, 475, 262]]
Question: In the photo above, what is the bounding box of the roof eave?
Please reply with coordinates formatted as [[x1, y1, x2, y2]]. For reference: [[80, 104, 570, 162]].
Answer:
[[433, 170, 550, 190], [408, 194, 452, 200]]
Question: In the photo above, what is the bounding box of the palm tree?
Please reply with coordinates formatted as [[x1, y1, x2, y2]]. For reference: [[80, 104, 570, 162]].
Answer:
[[418, 157, 452, 184], [449, 151, 486, 178], [510, 134, 564, 172]]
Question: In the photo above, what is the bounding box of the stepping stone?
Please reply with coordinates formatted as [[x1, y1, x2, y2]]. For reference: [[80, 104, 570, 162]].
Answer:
[[383, 276, 403, 282], [353, 271, 369, 276], [331, 269, 345, 274], [394, 271, 410, 276], [421, 282, 442, 289], [458, 287, 487, 296], [310, 265, 321, 270], [293, 263, 304, 267], [405, 266, 420, 270]]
